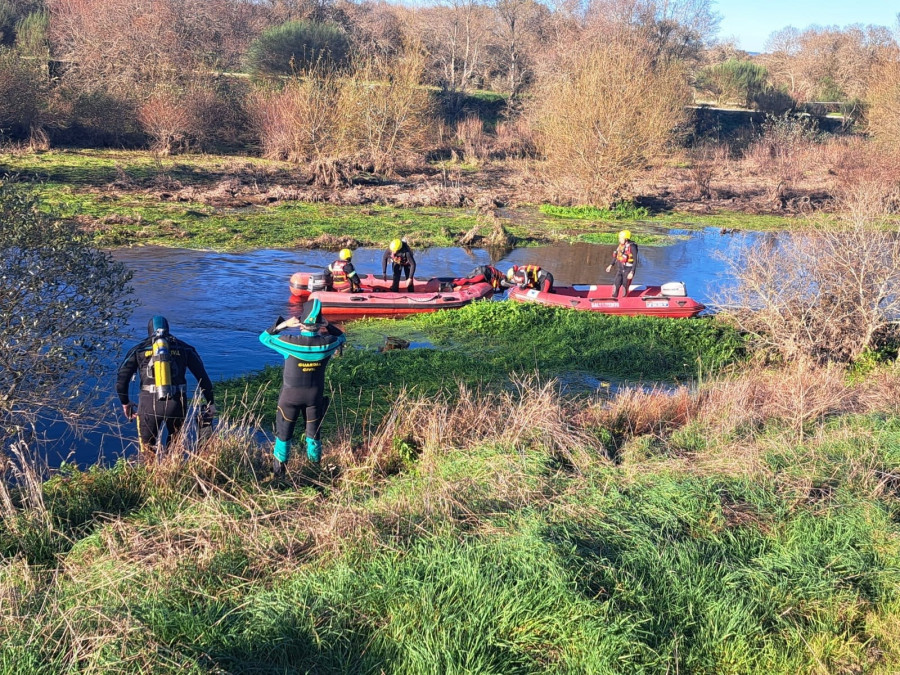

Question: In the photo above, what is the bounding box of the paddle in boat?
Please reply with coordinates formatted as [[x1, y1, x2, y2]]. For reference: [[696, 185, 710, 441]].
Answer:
[[507, 281, 705, 318]]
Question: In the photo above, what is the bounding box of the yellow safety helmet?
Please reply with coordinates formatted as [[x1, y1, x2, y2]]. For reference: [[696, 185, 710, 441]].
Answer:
[[339, 248, 352, 261], [506, 267, 516, 281], [619, 229, 631, 241], [389, 239, 403, 253]]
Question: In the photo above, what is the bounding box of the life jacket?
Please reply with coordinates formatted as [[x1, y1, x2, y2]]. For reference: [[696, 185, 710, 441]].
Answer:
[[392, 247, 410, 266], [486, 266, 504, 290], [514, 265, 542, 287], [615, 242, 635, 266], [328, 260, 351, 291]]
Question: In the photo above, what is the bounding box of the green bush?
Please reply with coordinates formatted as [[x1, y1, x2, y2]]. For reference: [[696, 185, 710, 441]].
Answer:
[[245, 20, 350, 77], [697, 59, 769, 108]]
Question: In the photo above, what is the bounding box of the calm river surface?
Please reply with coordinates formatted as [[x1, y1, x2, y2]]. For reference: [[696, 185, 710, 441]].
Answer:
[[49, 227, 763, 464]]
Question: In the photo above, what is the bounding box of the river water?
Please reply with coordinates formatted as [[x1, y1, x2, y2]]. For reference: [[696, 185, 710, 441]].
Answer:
[[46, 227, 761, 464]]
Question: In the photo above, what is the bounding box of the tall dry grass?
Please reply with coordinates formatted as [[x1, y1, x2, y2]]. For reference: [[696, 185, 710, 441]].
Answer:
[[530, 36, 691, 205]]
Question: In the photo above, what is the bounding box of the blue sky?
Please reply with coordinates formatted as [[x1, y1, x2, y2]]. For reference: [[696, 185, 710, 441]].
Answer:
[[715, 0, 898, 52]]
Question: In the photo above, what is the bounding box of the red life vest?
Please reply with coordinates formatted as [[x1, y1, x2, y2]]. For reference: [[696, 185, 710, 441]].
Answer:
[[615, 242, 635, 266], [487, 266, 504, 290], [514, 265, 542, 287], [328, 260, 351, 291]]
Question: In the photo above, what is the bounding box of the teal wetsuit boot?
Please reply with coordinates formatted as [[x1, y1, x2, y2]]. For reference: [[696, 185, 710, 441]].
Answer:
[[306, 437, 322, 463], [274, 438, 290, 476]]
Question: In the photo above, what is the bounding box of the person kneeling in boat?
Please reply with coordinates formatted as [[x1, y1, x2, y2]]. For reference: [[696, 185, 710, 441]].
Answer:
[[605, 229, 638, 298], [507, 264, 554, 293], [327, 248, 362, 293], [454, 265, 506, 292], [259, 300, 346, 476], [382, 238, 416, 292]]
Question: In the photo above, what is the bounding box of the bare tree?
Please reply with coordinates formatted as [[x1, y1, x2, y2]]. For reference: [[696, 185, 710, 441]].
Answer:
[[486, 0, 548, 98], [0, 183, 135, 450], [414, 0, 491, 94]]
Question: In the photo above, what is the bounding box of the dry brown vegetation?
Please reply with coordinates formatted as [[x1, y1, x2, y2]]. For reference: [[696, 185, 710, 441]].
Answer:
[[251, 49, 433, 180], [716, 181, 900, 363], [530, 36, 691, 204], [0, 0, 895, 211]]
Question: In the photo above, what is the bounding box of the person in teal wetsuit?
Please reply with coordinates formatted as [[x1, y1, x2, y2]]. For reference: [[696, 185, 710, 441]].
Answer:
[[259, 299, 346, 476]]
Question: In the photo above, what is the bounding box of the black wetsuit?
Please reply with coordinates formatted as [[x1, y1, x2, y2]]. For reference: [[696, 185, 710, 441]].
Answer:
[[455, 265, 506, 291], [611, 241, 639, 299], [260, 319, 345, 451], [381, 244, 417, 292], [116, 336, 214, 455]]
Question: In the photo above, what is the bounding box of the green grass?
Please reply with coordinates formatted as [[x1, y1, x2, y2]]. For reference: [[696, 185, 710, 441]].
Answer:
[[540, 201, 651, 221], [2, 408, 899, 672], [220, 301, 745, 431]]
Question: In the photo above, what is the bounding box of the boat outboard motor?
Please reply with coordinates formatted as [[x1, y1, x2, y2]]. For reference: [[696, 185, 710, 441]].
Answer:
[[147, 315, 175, 400]]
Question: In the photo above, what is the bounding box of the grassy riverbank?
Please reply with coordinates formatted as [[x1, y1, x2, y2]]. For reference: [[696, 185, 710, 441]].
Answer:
[[217, 302, 746, 432], [2, 358, 900, 672], [1, 149, 798, 251]]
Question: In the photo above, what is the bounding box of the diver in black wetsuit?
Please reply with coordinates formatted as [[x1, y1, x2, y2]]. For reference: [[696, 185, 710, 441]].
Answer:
[[259, 299, 346, 476], [381, 238, 416, 292], [454, 265, 508, 292], [116, 316, 215, 461]]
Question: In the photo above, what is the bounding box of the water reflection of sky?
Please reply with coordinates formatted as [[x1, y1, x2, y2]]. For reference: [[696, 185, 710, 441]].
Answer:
[[42, 229, 760, 465]]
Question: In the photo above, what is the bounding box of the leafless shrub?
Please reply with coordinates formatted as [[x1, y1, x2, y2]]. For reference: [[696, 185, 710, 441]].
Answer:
[[251, 74, 343, 163], [716, 211, 900, 363], [251, 49, 436, 175], [455, 114, 491, 162], [742, 114, 818, 208], [867, 57, 900, 152], [530, 36, 691, 205], [494, 117, 538, 159], [686, 141, 728, 200], [338, 48, 436, 174]]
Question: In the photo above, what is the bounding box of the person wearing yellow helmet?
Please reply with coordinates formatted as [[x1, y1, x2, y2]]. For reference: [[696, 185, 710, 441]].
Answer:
[[327, 248, 362, 293], [605, 230, 638, 298], [506, 264, 554, 293], [381, 238, 417, 292]]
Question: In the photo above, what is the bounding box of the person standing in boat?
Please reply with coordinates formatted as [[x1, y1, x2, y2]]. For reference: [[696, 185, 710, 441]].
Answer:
[[454, 265, 507, 292], [382, 238, 416, 292], [507, 264, 554, 293], [327, 248, 362, 293], [116, 316, 215, 463], [259, 300, 346, 476], [606, 230, 638, 299]]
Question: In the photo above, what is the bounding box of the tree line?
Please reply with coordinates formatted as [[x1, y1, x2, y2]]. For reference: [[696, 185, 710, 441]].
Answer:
[[0, 0, 899, 205]]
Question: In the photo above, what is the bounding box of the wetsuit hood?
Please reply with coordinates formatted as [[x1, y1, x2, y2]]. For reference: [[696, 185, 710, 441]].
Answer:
[[148, 315, 170, 337]]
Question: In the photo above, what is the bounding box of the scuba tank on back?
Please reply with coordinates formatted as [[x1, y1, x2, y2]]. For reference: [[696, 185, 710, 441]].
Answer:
[[148, 315, 175, 400]]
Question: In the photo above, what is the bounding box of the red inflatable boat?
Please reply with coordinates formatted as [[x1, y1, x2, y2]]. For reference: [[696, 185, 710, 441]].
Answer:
[[290, 271, 453, 300], [308, 282, 494, 319], [508, 282, 705, 318]]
